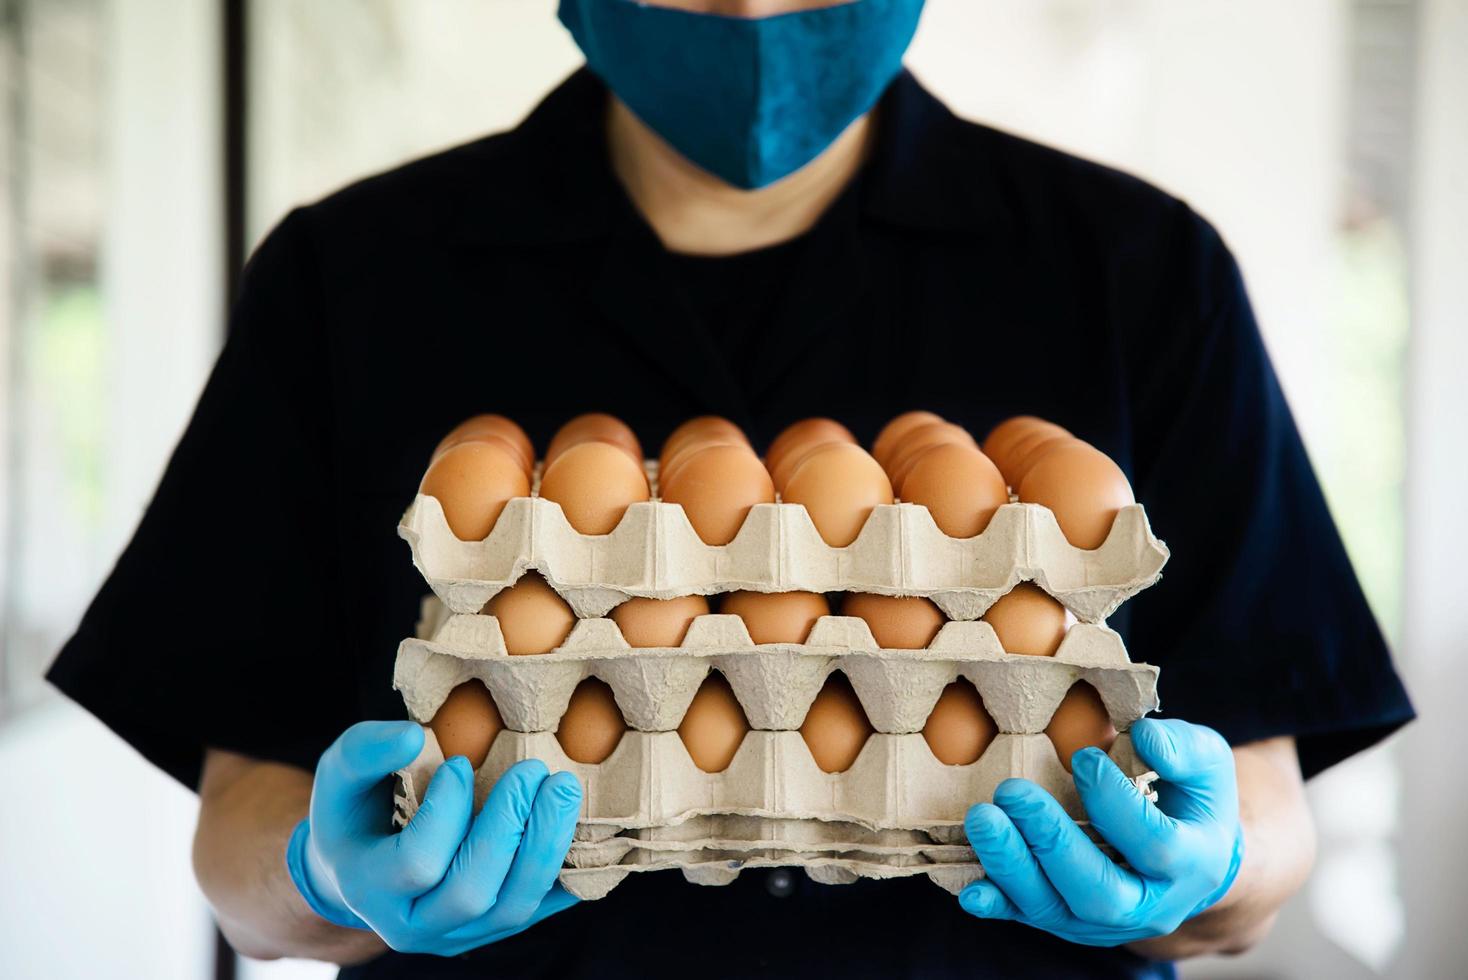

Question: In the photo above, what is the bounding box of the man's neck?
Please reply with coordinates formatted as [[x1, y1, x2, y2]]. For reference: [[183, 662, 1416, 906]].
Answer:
[[606, 98, 871, 257]]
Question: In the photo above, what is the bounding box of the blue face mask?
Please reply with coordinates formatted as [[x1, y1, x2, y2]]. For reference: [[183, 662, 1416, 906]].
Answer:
[[558, 0, 926, 190]]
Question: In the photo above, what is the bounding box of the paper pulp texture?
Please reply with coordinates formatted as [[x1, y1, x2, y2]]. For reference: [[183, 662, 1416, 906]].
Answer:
[[394, 728, 1155, 899], [396, 601, 1159, 738], [398, 492, 1170, 623], [393, 472, 1167, 897], [563, 813, 1133, 899]]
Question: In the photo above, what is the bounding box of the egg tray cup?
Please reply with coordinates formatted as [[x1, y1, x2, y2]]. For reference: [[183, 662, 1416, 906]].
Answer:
[[394, 729, 1155, 899], [398, 491, 1170, 624], [395, 603, 1161, 739], [394, 727, 1154, 840]]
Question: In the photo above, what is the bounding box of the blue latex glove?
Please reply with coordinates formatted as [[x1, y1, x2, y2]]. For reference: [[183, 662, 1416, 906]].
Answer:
[[285, 721, 582, 955], [960, 718, 1245, 945]]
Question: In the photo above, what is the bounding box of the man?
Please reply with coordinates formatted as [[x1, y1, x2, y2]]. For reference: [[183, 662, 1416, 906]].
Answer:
[[50, 1, 1413, 976]]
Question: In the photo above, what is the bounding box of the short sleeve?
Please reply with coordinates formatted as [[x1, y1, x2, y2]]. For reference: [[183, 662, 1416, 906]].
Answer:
[[46, 209, 359, 789], [1122, 205, 1414, 779]]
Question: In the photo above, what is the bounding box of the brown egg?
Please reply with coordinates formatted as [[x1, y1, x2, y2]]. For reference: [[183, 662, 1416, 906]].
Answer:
[[1045, 682, 1117, 772], [482, 571, 576, 655], [660, 416, 749, 468], [922, 681, 997, 765], [884, 422, 979, 490], [678, 672, 749, 773], [428, 681, 503, 769], [544, 413, 643, 468], [898, 443, 1010, 537], [1002, 432, 1078, 489], [765, 418, 856, 486], [659, 416, 750, 485], [659, 436, 748, 490], [800, 672, 873, 773], [659, 444, 775, 545], [452, 434, 533, 479], [610, 594, 711, 648], [782, 444, 894, 547], [419, 441, 531, 542], [720, 590, 830, 644], [660, 440, 739, 492], [871, 410, 946, 469], [981, 416, 1070, 481], [842, 592, 947, 649], [982, 583, 1067, 656], [538, 441, 651, 535], [433, 414, 535, 475], [768, 441, 833, 494], [556, 678, 626, 764], [1019, 442, 1135, 549]]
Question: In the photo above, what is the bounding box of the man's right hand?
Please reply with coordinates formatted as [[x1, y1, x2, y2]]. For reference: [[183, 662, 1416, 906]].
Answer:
[[285, 720, 582, 956]]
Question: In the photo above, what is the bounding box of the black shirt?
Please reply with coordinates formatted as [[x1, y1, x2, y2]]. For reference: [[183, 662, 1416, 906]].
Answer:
[[48, 68, 1413, 979], [668, 223, 814, 384]]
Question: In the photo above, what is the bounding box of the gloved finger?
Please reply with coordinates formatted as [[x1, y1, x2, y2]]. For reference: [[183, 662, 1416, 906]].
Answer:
[[441, 882, 581, 953], [1130, 720, 1237, 823], [380, 755, 475, 895], [991, 779, 1146, 925], [1071, 747, 1180, 880], [313, 721, 426, 840], [487, 771, 583, 928], [409, 759, 551, 933], [958, 879, 1022, 921], [530, 881, 581, 922], [964, 801, 1072, 930]]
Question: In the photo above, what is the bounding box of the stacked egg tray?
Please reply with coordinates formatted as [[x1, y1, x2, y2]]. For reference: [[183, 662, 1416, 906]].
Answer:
[[398, 493, 1168, 622], [393, 486, 1169, 900]]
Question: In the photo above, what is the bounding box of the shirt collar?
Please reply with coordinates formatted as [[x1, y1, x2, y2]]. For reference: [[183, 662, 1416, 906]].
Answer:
[[860, 69, 1007, 236], [471, 66, 1002, 246]]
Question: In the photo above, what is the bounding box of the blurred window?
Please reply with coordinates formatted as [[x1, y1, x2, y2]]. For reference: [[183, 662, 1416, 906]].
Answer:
[[0, 0, 109, 719], [245, 0, 583, 248]]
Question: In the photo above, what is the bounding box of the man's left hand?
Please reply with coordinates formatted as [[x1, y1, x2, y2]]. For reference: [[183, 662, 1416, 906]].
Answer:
[[959, 718, 1244, 946]]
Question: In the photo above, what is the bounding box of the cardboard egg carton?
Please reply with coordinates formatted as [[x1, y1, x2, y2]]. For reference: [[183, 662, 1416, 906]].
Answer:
[[570, 810, 1137, 849], [576, 814, 1121, 854], [565, 823, 973, 869], [395, 607, 1160, 737], [560, 846, 983, 900], [554, 814, 1129, 899], [557, 841, 982, 900], [592, 814, 944, 846], [394, 728, 1154, 837], [398, 493, 1169, 623]]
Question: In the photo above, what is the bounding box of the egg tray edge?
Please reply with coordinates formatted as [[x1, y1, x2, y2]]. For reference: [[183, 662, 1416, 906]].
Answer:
[[557, 850, 983, 901], [399, 495, 1169, 624], [393, 729, 1155, 835], [395, 613, 1160, 737]]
